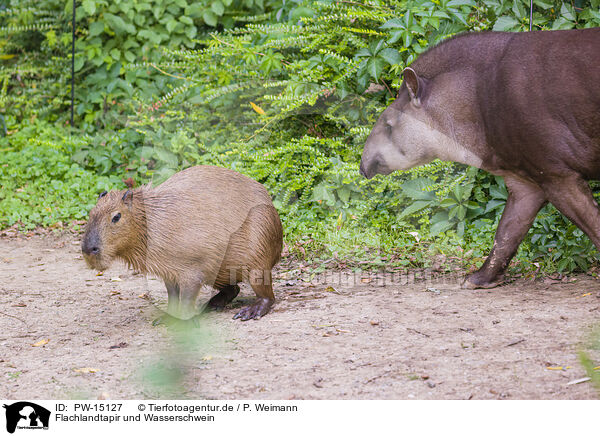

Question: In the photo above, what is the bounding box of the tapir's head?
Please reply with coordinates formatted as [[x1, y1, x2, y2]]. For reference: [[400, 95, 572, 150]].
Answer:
[[360, 68, 435, 179]]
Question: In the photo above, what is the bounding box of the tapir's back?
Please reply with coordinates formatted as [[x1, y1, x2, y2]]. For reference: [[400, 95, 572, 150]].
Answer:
[[475, 28, 600, 177]]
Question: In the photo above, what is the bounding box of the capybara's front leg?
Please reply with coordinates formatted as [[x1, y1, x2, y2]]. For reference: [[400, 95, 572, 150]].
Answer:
[[233, 269, 274, 321], [153, 279, 202, 327], [464, 176, 546, 289], [152, 280, 181, 326]]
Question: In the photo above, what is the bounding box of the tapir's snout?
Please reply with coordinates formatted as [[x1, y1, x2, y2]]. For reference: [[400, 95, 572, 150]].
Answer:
[[360, 151, 392, 179], [359, 159, 370, 179]]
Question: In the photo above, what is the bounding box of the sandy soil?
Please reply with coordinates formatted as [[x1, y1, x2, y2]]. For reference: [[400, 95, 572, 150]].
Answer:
[[1, 234, 599, 400]]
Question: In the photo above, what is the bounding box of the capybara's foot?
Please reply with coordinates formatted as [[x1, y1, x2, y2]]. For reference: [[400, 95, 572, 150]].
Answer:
[[462, 271, 505, 289], [205, 285, 240, 311], [233, 297, 273, 321], [152, 312, 178, 326], [152, 312, 202, 328]]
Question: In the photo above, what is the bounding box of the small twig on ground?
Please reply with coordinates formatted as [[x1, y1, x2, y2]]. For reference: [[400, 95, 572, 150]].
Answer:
[[0, 310, 28, 326], [407, 327, 430, 338], [505, 339, 525, 347]]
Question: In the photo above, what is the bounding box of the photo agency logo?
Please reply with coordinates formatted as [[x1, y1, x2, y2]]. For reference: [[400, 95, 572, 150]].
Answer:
[[2, 402, 50, 434]]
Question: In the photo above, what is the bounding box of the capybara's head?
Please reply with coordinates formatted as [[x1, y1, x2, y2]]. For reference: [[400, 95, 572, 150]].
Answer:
[[82, 189, 140, 271]]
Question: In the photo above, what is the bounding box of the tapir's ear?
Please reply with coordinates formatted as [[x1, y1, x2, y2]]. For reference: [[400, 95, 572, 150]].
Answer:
[[122, 190, 133, 208], [402, 67, 422, 104]]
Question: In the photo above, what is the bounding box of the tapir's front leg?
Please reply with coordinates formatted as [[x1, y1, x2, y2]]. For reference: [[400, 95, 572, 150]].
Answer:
[[464, 175, 547, 289]]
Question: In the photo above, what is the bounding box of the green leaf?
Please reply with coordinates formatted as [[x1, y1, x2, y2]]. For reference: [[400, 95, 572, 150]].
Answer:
[[552, 17, 575, 30], [560, 3, 576, 21], [74, 56, 85, 72], [123, 50, 136, 63], [211, 1, 225, 16], [166, 19, 179, 33], [379, 48, 400, 66], [439, 198, 458, 207], [82, 0, 96, 15], [89, 21, 104, 37], [336, 186, 351, 203], [104, 13, 135, 34], [366, 57, 386, 79], [203, 10, 218, 27], [398, 200, 432, 218], [401, 178, 435, 201], [139, 29, 162, 44], [291, 6, 315, 20], [430, 217, 454, 236], [154, 147, 179, 168], [447, 0, 476, 6], [493, 16, 520, 31], [186, 4, 204, 17], [533, 0, 553, 9]]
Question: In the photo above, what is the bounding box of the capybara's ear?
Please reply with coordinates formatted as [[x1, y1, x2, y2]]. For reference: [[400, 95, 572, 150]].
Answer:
[[98, 191, 107, 199], [122, 190, 133, 208]]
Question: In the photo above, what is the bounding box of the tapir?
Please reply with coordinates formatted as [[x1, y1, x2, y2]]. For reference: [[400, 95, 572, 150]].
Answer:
[[359, 28, 600, 288]]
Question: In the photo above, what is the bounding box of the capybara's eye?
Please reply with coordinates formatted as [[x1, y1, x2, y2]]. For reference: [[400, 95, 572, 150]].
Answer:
[[112, 213, 121, 224]]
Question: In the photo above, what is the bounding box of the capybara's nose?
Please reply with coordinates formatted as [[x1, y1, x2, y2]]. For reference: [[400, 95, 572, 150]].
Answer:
[[82, 243, 99, 256], [82, 230, 101, 256]]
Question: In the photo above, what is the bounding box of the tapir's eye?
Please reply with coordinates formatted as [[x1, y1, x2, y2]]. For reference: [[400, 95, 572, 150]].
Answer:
[[385, 120, 394, 134], [111, 213, 121, 224]]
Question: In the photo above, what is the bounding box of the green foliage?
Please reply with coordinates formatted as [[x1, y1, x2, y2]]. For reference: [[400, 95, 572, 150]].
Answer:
[[0, 0, 71, 125], [0, 121, 121, 229], [578, 326, 600, 393], [72, 0, 289, 128], [2, 0, 600, 274], [125, 0, 600, 272]]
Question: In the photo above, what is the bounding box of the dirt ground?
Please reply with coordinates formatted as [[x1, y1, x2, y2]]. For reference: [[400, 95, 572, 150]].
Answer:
[[1, 233, 599, 400]]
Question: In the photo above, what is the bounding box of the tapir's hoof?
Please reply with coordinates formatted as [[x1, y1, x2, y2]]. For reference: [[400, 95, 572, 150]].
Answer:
[[233, 298, 273, 321], [462, 274, 504, 290]]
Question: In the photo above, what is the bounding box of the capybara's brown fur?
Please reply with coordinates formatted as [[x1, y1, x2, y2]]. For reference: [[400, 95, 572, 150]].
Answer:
[[82, 165, 283, 322]]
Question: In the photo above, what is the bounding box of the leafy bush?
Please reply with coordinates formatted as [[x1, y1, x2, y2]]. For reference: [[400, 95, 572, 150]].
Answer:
[[0, 121, 121, 229], [2, 0, 600, 273], [123, 0, 600, 271], [0, 0, 72, 126]]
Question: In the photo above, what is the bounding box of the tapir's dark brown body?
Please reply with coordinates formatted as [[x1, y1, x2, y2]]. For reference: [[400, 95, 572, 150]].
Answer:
[[360, 29, 600, 288]]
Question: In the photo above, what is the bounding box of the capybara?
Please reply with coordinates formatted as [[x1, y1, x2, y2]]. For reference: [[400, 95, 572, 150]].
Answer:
[[81, 165, 283, 323]]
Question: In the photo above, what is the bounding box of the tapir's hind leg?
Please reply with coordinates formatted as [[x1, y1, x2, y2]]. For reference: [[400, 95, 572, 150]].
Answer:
[[542, 175, 600, 248], [464, 176, 547, 289]]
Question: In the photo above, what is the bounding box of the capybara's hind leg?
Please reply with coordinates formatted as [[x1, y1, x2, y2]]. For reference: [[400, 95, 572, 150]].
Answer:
[[206, 284, 240, 310], [233, 269, 274, 321]]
